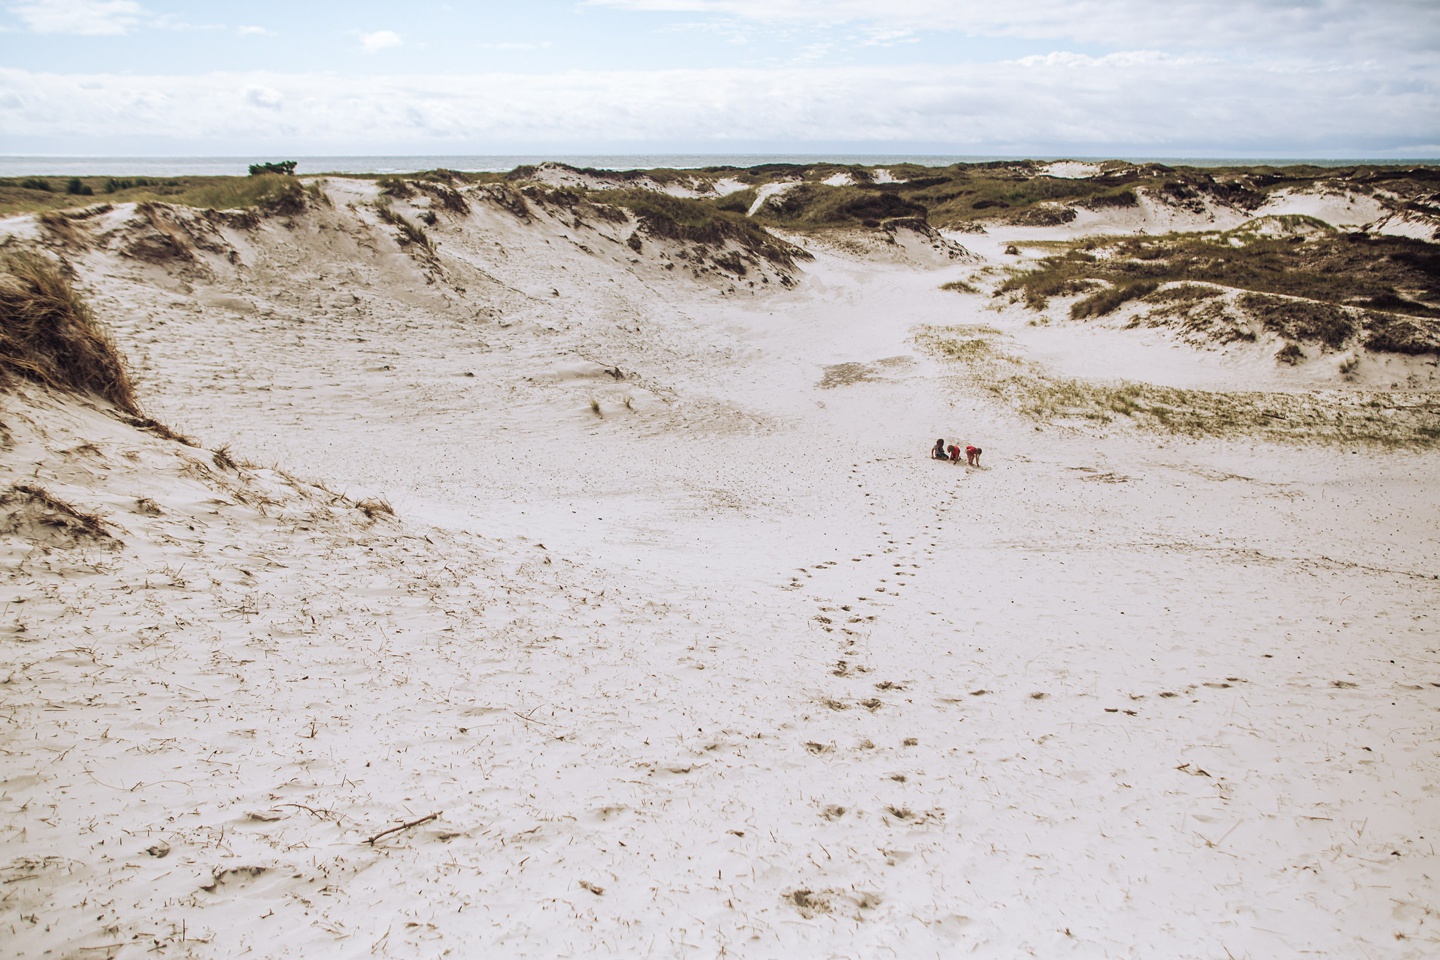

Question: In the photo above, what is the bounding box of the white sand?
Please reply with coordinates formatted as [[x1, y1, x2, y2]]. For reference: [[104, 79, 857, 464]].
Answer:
[[3, 182, 1439, 959], [1039, 161, 1104, 179]]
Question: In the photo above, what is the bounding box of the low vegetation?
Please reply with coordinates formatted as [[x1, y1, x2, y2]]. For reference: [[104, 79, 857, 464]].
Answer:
[[0, 173, 306, 216], [732, 161, 1437, 230], [587, 189, 810, 268], [248, 161, 297, 176], [915, 324, 1440, 447], [997, 224, 1440, 356], [376, 202, 434, 253], [0, 482, 116, 546], [0, 250, 138, 414]]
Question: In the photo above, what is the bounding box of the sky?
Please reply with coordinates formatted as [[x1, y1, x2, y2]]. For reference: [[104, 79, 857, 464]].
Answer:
[[0, 0, 1437, 158]]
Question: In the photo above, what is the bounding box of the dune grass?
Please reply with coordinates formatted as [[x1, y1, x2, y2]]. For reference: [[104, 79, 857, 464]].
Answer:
[[0, 173, 309, 216], [996, 226, 1440, 356], [376, 203, 434, 253], [1001, 228, 1440, 316], [915, 324, 1440, 447], [588, 189, 809, 268], [0, 250, 138, 414]]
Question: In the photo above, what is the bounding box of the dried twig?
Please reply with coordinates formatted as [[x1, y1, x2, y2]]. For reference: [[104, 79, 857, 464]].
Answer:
[[365, 811, 440, 846]]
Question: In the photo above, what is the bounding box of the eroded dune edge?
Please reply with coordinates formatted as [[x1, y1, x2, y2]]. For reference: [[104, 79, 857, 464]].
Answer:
[[3, 162, 1439, 959]]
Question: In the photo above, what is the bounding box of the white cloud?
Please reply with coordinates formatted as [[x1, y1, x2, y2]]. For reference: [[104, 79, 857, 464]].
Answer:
[[244, 85, 283, 109], [9, 0, 145, 35], [860, 28, 917, 47], [236, 25, 266, 37], [584, 0, 1440, 56], [0, 59, 1434, 155], [359, 29, 403, 52]]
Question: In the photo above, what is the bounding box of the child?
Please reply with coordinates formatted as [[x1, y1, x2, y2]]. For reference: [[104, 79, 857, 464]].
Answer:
[[948, 444, 960, 463], [932, 439, 948, 460], [965, 444, 982, 467]]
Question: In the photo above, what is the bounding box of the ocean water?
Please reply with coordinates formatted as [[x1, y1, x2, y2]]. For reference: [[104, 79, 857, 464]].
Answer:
[[1, 154, 1432, 178]]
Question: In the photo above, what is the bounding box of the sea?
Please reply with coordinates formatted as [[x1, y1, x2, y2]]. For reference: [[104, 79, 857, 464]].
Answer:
[[1, 155, 1432, 178]]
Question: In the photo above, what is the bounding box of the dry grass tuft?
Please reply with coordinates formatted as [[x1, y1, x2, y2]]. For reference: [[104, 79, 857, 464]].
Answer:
[[783, 889, 834, 918], [355, 496, 395, 521], [940, 278, 981, 294], [122, 415, 197, 446], [212, 445, 238, 471], [37, 211, 88, 247], [0, 250, 139, 414], [0, 482, 118, 547], [376, 203, 434, 253]]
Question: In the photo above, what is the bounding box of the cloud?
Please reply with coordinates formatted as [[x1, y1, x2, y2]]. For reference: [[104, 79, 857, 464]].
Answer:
[[584, 0, 1440, 56], [236, 25, 266, 37], [244, 85, 283, 109], [8, 0, 145, 35], [1, 58, 1435, 156], [359, 29, 403, 52]]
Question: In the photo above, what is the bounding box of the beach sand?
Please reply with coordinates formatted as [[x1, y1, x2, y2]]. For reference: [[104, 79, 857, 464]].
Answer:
[[3, 178, 1438, 958]]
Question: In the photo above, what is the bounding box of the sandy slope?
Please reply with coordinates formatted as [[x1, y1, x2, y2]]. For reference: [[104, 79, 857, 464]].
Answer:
[[3, 183, 1439, 959]]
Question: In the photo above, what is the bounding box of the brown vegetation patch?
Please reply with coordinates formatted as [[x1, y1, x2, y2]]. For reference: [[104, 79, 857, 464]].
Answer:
[[413, 180, 469, 215], [355, 496, 396, 521], [0, 483, 118, 548], [0, 250, 139, 414], [121, 415, 197, 446], [589, 189, 809, 269], [999, 226, 1440, 356], [783, 888, 834, 918]]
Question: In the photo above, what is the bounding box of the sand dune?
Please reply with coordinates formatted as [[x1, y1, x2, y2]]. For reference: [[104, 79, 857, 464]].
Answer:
[[3, 174, 1439, 958]]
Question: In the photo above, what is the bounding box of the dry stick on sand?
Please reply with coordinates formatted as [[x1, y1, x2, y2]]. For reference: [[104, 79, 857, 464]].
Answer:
[[365, 811, 440, 846]]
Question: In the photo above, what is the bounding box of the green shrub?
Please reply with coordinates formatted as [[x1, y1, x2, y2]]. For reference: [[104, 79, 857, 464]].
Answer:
[[249, 161, 297, 176], [20, 178, 51, 192]]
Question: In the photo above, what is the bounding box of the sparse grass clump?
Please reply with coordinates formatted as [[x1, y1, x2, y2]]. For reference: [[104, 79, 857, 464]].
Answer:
[[755, 182, 928, 227], [940, 279, 980, 294], [1070, 281, 1159, 319], [0, 250, 138, 414], [413, 180, 468, 214], [377, 176, 414, 199], [122, 415, 197, 446], [0, 482, 116, 546], [589, 189, 809, 268], [1237, 292, 1354, 349], [376, 203, 434, 252], [1364, 312, 1440, 355], [355, 496, 395, 521]]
